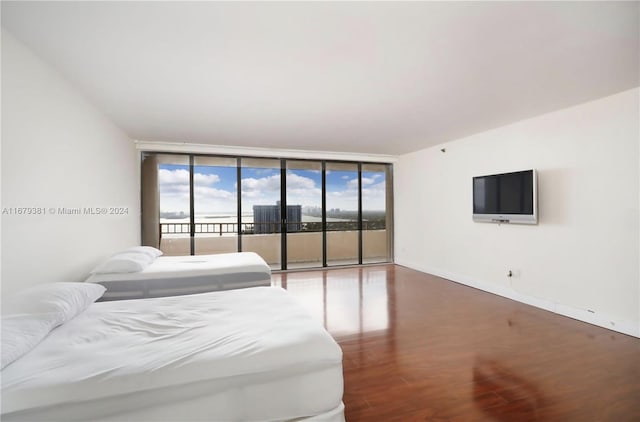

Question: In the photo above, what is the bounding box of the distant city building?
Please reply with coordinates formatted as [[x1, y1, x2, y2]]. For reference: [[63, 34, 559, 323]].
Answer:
[[253, 202, 302, 234], [302, 205, 322, 217]]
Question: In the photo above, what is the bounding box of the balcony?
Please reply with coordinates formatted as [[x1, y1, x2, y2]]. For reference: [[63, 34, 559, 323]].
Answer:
[[159, 222, 390, 268]]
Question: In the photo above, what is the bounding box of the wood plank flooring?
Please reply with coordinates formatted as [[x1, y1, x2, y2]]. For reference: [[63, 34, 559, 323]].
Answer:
[[272, 264, 640, 422]]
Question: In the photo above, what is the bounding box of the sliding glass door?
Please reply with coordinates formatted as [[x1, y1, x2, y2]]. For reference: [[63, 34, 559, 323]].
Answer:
[[286, 160, 323, 269], [326, 162, 359, 266], [362, 163, 392, 264], [192, 156, 238, 255], [240, 158, 282, 270], [156, 154, 191, 256], [143, 152, 393, 268]]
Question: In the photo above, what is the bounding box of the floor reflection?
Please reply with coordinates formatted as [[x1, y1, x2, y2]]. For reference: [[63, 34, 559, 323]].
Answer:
[[274, 265, 640, 421], [274, 267, 391, 337], [473, 356, 547, 421]]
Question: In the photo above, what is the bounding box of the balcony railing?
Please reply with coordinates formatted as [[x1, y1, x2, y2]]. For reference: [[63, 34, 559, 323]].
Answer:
[[158, 227, 391, 266], [159, 220, 384, 238]]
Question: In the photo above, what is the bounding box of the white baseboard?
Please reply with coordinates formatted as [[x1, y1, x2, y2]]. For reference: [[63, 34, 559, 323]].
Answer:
[[395, 259, 639, 338]]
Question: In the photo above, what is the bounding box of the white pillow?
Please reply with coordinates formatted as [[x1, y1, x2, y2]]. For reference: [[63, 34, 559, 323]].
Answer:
[[122, 246, 163, 259], [91, 252, 154, 274], [2, 282, 106, 323], [1, 314, 58, 369], [1, 282, 106, 369]]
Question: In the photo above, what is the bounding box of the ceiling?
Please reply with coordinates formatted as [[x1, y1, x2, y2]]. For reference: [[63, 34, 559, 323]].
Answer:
[[2, 1, 638, 156]]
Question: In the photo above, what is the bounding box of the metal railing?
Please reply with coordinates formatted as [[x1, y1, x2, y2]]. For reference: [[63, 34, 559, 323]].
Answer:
[[159, 220, 385, 237]]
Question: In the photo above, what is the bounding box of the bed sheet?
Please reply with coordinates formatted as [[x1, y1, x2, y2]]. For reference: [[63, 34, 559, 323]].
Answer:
[[1, 287, 343, 421], [90, 252, 270, 281], [3, 368, 344, 421], [85, 252, 272, 300]]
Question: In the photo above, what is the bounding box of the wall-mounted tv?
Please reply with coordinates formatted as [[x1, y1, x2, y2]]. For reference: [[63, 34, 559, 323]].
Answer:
[[473, 169, 537, 224]]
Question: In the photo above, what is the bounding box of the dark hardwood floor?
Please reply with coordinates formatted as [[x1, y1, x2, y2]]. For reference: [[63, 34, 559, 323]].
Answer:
[[272, 264, 640, 422]]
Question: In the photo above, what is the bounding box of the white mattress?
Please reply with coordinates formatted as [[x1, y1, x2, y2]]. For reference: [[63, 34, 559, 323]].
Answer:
[[1, 287, 344, 421], [85, 252, 272, 300]]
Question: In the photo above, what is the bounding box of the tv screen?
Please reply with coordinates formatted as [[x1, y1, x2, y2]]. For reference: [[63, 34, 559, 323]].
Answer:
[[473, 169, 537, 224]]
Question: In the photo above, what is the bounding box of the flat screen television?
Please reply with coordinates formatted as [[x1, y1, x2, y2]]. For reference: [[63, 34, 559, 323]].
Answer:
[[473, 169, 537, 224]]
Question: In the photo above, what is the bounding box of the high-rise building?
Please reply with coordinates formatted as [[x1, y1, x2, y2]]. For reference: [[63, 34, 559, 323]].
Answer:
[[253, 202, 302, 234]]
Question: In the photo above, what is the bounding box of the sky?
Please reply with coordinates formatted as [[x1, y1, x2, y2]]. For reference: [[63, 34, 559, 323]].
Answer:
[[159, 164, 386, 214]]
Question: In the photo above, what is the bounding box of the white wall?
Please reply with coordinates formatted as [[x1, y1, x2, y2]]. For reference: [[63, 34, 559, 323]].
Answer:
[[1, 31, 140, 298], [395, 88, 640, 337]]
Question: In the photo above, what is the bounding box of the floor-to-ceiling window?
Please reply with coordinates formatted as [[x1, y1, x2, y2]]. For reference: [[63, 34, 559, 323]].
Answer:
[[156, 154, 191, 256], [286, 160, 323, 269], [240, 158, 282, 270], [325, 162, 360, 266], [362, 163, 392, 264], [192, 156, 238, 255], [142, 152, 393, 269]]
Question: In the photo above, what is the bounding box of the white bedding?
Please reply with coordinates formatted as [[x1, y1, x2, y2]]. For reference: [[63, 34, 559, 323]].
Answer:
[[1, 287, 344, 421], [85, 252, 272, 300]]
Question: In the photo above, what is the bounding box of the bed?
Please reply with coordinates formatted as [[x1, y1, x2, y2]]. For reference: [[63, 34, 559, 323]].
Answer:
[[85, 250, 272, 301], [1, 283, 344, 421]]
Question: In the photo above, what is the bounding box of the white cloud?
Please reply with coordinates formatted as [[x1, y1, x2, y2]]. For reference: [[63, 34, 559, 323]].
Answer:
[[159, 168, 386, 213], [159, 168, 221, 187], [194, 173, 220, 186], [240, 174, 319, 208], [286, 173, 317, 190], [326, 179, 386, 210], [363, 181, 386, 197], [241, 174, 281, 193], [240, 175, 281, 206], [361, 177, 376, 186], [158, 168, 189, 185], [159, 168, 234, 213], [345, 177, 377, 190], [194, 186, 234, 199]]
